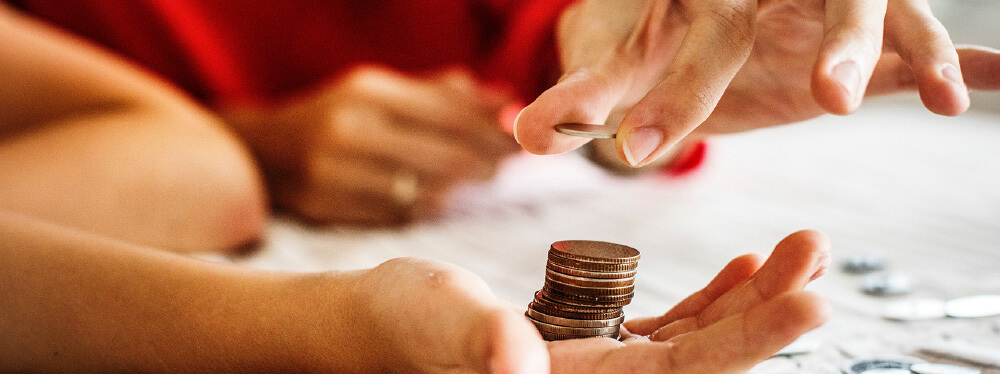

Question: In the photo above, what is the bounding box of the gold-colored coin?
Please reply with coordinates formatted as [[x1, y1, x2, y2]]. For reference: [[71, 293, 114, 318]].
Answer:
[[547, 262, 637, 279], [546, 268, 635, 288]]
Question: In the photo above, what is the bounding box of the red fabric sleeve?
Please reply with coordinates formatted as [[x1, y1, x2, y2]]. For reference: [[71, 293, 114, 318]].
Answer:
[[477, 0, 579, 102]]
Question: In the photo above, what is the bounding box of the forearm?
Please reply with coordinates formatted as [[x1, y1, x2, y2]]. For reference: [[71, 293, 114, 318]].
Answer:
[[0, 212, 370, 372]]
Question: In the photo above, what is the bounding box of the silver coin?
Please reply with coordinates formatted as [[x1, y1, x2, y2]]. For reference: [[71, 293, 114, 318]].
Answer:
[[910, 363, 982, 374], [859, 370, 912, 374], [944, 295, 1000, 318], [843, 356, 925, 374], [881, 298, 947, 321], [842, 254, 887, 274], [554, 123, 617, 139], [863, 272, 914, 296]]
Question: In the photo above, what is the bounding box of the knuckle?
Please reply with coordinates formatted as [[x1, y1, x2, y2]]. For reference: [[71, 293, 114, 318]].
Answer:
[[704, 2, 757, 53]]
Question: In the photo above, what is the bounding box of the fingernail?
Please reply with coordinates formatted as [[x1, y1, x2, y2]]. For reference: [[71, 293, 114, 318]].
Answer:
[[623, 127, 663, 167], [832, 60, 862, 104], [941, 64, 964, 86], [512, 108, 526, 144]]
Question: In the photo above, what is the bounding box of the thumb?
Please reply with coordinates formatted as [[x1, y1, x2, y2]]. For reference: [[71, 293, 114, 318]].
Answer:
[[471, 307, 551, 374], [514, 70, 630, 155]]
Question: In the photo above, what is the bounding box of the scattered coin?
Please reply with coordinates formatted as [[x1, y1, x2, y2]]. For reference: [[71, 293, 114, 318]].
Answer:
[[881, 298, 947, 321], [526, 240, 639, 341], [842, 356, 925, 374], [863, 272, 914, 296], [554, 123, 618, 139], [842, 254, 888, 274], [859, 369, 912, 374], [918, 342, 1000, 369], [944, 295, 1000, 318], [909, 363, 982, 374]]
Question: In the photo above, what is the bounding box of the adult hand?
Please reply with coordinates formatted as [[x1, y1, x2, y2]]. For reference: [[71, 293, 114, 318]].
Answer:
[[547, 230, 831, 373], [226, 66, 519, 225], [515, 0, 1000, 167]]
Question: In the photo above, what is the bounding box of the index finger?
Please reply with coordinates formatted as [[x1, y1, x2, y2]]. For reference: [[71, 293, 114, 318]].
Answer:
[[616, 0, 757, 167]]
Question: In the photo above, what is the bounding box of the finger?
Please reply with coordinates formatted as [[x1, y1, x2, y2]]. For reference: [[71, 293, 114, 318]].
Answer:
[[615, 0, 758, 167], [868, 46, 1000, 95], [326, 105, 498, 181], [553, 292, 830, 374], [810, 0, 888, 115], [348, 67, 519, 156], [475, 309, 551, 374], [623, 253, 763, 335], [513, 70, 625, 155], [693, 231, 830, 321], [649, 230, 831, 341], [883, 0, 968, 116], [663, 291, 830, 374]]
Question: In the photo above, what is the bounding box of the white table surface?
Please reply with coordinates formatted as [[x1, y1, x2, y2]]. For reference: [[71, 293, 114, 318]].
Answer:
[[229, 98, 1000, 373]]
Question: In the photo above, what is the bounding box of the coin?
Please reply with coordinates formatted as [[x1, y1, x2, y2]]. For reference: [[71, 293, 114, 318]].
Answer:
[[859, 370, 912, 374], [842, 356, 925, 374], [550, 240, 640, 264], [527, 240, 640, 341], [863, 272, 914, 296], [544, 280, 635, 297], [546, 268, 635, 288], [527, 316, 621, 336], [542, 286, 634, 306], [842, 254, 887, 274], [547, 262, 637, 279], [554, 123, 617, 139], [881, 298, 947, 321], [539, 331, 619, 341], [526, 309, 625, 328], [944, 295, 1000, 318], [547, 252, 638, 272], [909, 363, 982, 374]]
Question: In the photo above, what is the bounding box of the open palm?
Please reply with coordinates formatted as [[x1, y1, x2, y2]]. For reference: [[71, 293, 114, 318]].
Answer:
[[547, 230, 831, 374]]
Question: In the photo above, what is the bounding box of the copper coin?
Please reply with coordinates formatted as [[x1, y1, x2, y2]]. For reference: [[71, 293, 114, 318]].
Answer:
[[542, 286, 633, 307], [545, 280, 636, 297], [534, 291, 622, 314], [550, 240, 640, 264], [547, 252, 638, 272], [547, 262, 637, 279], [527, 316, 621, 336], [526, 308, 624, 328], [554, 123, 618, 139], [528, 301, 624, 320], [546, 268, 634, 288], [539, 331, 619, 341]]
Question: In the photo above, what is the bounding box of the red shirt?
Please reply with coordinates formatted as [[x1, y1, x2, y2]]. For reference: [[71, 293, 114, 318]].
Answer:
[[9, 0, 575, 106]]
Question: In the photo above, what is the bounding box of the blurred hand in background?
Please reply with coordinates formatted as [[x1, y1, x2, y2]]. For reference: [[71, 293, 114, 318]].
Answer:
[[225, 66, 520, 225]]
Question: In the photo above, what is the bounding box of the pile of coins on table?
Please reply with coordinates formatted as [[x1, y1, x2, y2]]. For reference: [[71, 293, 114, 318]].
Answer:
[[525, 240, 639, 341]]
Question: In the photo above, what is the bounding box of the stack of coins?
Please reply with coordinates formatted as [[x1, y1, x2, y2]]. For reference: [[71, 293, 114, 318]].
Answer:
[[525, 240, 640, 341]]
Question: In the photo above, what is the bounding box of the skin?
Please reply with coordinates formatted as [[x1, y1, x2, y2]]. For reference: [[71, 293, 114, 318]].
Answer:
[[222, 67, 520, 225], [514, 0, 1000, 167], [0, 211, 830, 373]]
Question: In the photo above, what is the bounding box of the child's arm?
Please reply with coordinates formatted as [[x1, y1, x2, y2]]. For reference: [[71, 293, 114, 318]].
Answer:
[[0, 4, 266, 252]]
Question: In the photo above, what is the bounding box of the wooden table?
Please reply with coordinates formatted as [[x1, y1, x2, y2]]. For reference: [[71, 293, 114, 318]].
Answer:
[[233, 100, 1000, 373]]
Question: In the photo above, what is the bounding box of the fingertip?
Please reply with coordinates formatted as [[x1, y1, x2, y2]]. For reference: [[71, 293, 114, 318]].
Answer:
[[812, 61, 862, 116], [917, 64, 971, 116]]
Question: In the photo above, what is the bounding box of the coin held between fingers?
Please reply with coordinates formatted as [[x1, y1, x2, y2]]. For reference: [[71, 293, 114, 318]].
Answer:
[[554, 123, 617, 139]]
